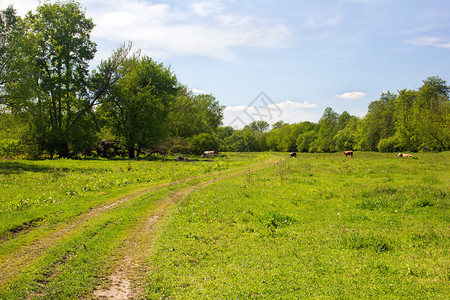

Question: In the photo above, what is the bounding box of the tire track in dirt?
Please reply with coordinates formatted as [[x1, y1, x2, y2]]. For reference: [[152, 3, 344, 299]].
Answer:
[[0, 157, 280, 291], [92, 158, 281, 299]]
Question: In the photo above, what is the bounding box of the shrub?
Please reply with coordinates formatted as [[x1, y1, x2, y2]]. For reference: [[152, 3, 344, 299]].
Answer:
[[0, 139, 21, 157], [377, 135, 403, 152]]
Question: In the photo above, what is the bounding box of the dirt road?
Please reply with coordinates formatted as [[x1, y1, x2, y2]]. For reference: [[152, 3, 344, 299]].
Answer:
[[0, 157, 280, 298]]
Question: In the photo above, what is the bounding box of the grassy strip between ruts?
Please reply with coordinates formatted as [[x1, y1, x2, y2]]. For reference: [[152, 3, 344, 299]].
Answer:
[[93, 156, 282, 299], [0, 153, 278, 298], [0, 153, 270, 258], [144, 152, 449, 299]]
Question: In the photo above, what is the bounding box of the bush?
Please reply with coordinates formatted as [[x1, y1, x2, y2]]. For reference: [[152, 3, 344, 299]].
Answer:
[[377, 135, 403, 152], [188, 133, 219, 155], [0, 139, 21, 157], [161, 137, 194, 155]]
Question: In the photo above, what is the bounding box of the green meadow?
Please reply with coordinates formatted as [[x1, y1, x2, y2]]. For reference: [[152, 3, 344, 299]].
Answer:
[[145, 152, 449, 299], [0, 152, 449, 299]]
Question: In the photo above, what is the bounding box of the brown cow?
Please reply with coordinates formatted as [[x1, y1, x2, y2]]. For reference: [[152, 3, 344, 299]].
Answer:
[[290, 152, 297, 158], [398, 153, 413, 158], [343, 150, 353, 157]]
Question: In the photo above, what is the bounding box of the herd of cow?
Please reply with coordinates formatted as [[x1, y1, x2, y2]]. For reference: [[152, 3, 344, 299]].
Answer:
[[175, 151, 218, 162], [176, 150, 416, 162], [288, 150, 416, 159]]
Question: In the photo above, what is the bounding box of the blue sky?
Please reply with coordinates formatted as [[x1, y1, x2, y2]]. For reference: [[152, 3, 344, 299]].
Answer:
[[3, 0, 450, 128]]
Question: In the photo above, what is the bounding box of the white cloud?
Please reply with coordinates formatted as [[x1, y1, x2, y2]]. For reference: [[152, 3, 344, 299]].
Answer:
[[0, 0, 37, 15], [410, 36, 450, 49], [3, 0, 291, 61], [337, 91, 366, 99], [88, 0, 291, 61], [190, 88, 205, 94], [269, 100, 316, 110], [191, 1, 224, 17]]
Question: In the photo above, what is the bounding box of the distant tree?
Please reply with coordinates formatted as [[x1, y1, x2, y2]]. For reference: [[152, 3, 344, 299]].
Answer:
[[363, 92, 397, 151], [297, 130, 317, 152], [394, 89, 417, 150], [272, 120, 287, 130], [189, 133, 220, 154], [333, 116, 360, 151], [412, 76, 449, 150], [266, 121, 314, 152], [225, 130, 259, 152], [337, 111, 352, 131], [313, 107, 338, 152], [0, 5, 22, 102], [244, 120, 270, 133], [216, 126, 234, 151], [168, 87, 224, 137]]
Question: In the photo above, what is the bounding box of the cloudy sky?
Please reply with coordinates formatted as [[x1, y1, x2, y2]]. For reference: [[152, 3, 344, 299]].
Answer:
[[2, 0, 450, 128]]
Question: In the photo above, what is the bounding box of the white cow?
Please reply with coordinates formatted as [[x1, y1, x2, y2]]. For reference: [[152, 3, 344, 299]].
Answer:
[[201, 151, 215, 158]]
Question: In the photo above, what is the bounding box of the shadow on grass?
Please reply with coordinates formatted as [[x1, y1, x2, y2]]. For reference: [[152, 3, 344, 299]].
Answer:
[[0, 161, 53, 175]]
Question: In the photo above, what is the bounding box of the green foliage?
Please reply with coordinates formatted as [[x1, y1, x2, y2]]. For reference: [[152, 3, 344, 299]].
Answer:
[[364, 92, 397, 150], [99, 55, 179, 158], [188, 133, 220, 154], [224, 128, 268, 152], [297, 130, 317, 152], [377, 133, 404, 152], [168, 87, 224, 138], [267, 122, 314, 152], [0, 5, 22, 99], [2, 1, 98, 157], [244, 120, 270, 133], [412, 77, 449, 150], [0, 138, 20, 157]]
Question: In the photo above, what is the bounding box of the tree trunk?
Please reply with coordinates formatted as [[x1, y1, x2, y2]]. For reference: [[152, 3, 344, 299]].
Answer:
[[128, 145, 135, 159], [58, 141, 70, 158]]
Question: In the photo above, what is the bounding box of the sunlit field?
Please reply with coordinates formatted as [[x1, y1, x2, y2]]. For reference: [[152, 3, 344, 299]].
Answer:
[[0, 152, 448, 299], [145, 152, 449, 298]]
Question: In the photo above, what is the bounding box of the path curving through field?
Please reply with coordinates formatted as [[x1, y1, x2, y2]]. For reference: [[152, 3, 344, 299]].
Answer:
[[0, 156, 281, 298], [92, 157, 281, 299]]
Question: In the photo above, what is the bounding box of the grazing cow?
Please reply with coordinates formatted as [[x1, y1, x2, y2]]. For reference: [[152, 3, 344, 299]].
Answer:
[[175, 156, 190, 162], [343, 150, 353, 157], [399, 153, 413, 158], [290, 152, 297, 158], [201, 151, 215, 158]]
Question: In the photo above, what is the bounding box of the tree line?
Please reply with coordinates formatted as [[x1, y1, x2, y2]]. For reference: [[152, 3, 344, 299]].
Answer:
[[0, 2, 448, 159], [233, 76, 449, 153]]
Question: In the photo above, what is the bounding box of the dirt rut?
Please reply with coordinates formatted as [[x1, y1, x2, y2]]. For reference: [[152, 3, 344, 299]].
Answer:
[[92, 158, 280, 299], [0, 157, 280, 295]]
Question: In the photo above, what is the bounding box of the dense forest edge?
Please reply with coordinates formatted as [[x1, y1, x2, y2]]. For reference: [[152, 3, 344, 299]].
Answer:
[[0, 1, 449, 159]]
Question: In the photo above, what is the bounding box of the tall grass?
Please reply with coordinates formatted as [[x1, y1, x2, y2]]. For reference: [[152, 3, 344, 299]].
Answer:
[[0, 153, 271, 298], [0, 152, 447, 298], [145, 152, 449, 298]]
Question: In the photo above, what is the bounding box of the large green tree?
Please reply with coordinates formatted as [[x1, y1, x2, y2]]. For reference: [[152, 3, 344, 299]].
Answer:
[[100, 56, 179, 158], [0, 5, 22, 101], [168, 87, 224, 138], [3, 1, 98, 157], [363, 92, 396, 151], [311, 107, 338, 152], [412, 76, 449, 150], [394, 89, 417, 150]]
